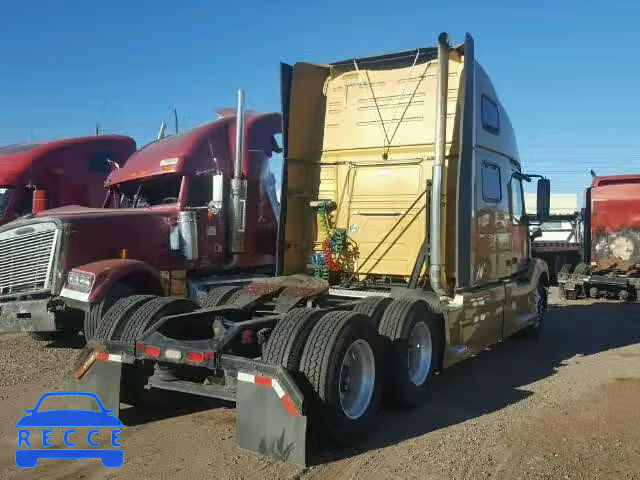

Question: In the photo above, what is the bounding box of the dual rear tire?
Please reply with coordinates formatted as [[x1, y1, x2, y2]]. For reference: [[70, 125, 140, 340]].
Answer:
[[263, 297, 441, 445]]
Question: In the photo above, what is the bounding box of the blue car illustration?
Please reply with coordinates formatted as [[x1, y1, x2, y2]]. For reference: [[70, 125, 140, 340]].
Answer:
[[15, 391, 123, 468]]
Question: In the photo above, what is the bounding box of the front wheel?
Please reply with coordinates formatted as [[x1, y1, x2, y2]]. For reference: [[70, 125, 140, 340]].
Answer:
[[522, 282, 548, 337]]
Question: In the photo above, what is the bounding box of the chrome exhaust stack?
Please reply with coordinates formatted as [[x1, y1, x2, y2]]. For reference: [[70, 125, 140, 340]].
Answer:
[[429, 32, 450, 296], [230, 90, 248, 253]]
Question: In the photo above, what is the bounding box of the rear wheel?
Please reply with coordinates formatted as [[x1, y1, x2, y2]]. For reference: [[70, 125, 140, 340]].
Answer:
[[116, 296, 198, 342], [263, 308, 326, 371], [83, 283, 132, 341], [559, 264, 572, 274], [352, 296, 392, 327], [200, 286, 242, 308], [299, 311, 383, 445], [378, 298, 440, 406], [573, 263, 589, 275], [94, 295, 156, 341], [118, 297, 198, 407]]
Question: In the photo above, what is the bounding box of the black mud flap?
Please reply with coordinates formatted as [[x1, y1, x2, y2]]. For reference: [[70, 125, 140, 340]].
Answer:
[[68, 347, 123, 417], [235, 362, 308, 467]]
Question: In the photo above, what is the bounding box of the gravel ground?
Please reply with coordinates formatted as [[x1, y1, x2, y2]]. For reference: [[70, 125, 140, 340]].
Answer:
[[1, 288, 639, 479]]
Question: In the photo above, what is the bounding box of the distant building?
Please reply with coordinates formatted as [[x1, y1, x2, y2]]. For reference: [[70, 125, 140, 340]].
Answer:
[[525, 193, 578, 215], [526, 193, 580, 243]]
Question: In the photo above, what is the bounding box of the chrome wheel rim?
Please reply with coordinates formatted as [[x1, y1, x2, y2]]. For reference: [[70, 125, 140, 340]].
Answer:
[[407, 321, 432, 386], [339, 339, 375, 420]]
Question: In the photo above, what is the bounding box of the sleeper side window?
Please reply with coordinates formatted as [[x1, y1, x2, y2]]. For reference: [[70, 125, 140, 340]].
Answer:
[[481, 95, 500, 135]]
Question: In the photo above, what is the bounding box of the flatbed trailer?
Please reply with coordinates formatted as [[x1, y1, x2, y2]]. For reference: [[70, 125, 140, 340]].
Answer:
[[71, 33, 551, 466]]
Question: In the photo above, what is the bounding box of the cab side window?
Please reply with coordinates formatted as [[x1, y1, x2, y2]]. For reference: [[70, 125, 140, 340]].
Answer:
[[187, 173, 213, 207], [89, 151, 115, 175], [481, 162, 501, 203], [15, 188, 33, 216], [510, 176, 525, 224]]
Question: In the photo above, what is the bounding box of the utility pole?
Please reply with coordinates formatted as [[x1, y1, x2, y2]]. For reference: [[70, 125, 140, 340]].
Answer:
[[174, 108, 179, 134]]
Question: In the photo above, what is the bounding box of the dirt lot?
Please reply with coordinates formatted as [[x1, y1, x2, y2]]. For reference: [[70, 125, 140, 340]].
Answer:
[[1, 289, 639, 479]]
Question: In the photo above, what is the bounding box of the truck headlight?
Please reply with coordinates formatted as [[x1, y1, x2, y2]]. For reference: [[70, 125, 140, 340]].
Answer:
[[66, 270, 95, 293]]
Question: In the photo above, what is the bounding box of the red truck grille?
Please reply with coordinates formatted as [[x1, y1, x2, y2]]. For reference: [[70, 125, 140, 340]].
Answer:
[[0, 223, 59, 296]]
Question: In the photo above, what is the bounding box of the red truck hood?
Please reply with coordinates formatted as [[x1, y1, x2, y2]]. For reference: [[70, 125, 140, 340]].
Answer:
[[0, 205, 181, 281], [30, 204, 175, 221]]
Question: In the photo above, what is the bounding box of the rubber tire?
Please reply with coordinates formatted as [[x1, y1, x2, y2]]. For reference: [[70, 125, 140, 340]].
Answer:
[[521, 282, 548, 337], [574, 263, 589, 275], [116, 297, 197, 342], [263, 308, 327, 371], [378, 298, 440, 406], [299, 310, 383, 445], [352, 296, 393, 327], [225, 289, 253, 308], [559, 264, 572, 274], [588, 287, 599, 299], [94, 295, 156, 341], [118, 297, 197, 408], [200, 286, 242, 308], [83, 283, 133, 341]]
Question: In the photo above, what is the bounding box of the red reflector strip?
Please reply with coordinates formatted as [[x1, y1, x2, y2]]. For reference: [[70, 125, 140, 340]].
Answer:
[[144, 346, 161, 357], [135, 341, 144, 351], [236, 372, 299, 416], [280, 395, 298, 417], [254, 375, 272, 387]]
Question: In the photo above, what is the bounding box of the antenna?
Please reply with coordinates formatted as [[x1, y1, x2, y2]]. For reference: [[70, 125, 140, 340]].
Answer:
[[174, 108, 179, 134], [95, 123, 100, 136], [157, 122, 167, 140]]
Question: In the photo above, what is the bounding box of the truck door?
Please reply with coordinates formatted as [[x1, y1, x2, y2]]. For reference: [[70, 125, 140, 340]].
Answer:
[[508, 172, 527, 274], [476, 158, 511, 282], [467, 156, 507, 346], [185, 173, 226, 269]]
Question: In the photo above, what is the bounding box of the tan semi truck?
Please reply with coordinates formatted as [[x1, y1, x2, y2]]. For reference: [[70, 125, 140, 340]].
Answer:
[[71, 32, 550, 466]]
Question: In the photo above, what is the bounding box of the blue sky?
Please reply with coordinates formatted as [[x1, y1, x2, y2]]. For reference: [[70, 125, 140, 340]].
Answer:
[[2, 0, 639, 199]]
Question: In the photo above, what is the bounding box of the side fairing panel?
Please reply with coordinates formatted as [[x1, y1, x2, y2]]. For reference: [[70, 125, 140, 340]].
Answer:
[[282, 63, 330, 275]]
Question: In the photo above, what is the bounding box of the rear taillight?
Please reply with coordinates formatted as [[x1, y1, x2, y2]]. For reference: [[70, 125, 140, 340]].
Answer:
[[96, 352, 109, 361], [143, 346, 161, 357], [186, 351, 204, 363], [186, 351, 214, 364]]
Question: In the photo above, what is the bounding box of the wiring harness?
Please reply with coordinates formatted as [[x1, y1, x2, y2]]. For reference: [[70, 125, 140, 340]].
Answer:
[[313, 202, 346, 280]]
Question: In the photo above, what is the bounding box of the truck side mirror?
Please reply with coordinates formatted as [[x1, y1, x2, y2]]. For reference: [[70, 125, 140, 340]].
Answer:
[[32, 189, 48, 214], [536, 178, 550, 219], [207, 172, 224, 214], [530, 226, 543, 241]]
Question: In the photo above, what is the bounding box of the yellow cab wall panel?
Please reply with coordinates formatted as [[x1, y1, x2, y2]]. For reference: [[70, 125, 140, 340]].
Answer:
[[284, 53, 464, 278]]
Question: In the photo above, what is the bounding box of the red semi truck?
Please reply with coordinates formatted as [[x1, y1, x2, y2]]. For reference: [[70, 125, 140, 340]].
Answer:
[[0, 102, 282, 337], [0, 135, 135, 225], [558, 174, 640, 300]]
